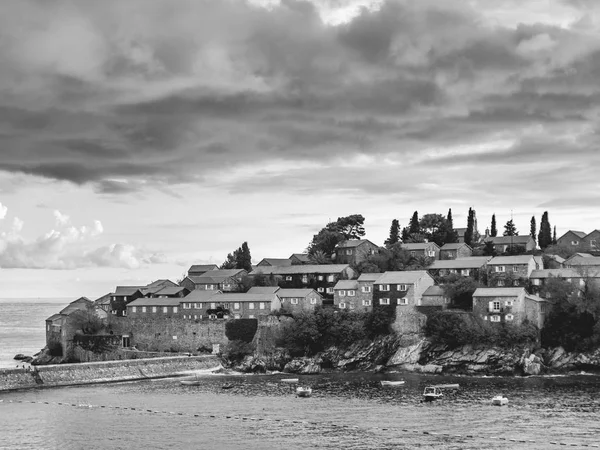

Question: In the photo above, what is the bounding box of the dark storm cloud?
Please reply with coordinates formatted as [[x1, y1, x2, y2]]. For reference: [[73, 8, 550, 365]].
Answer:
[[0, 0, 598, 194]]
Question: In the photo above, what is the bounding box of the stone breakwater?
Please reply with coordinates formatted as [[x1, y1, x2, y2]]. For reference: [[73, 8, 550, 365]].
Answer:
[[0, 355, 220, 392]]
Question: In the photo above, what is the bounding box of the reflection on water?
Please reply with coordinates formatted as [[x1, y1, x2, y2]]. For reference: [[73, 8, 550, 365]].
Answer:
[[1, 371, 599, 449]]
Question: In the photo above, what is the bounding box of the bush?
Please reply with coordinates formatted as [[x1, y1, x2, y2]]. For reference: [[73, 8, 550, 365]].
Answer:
[[225, 319, 258, 343], [48, 341, 63, 357], [364, 306, 395, 338], [223, 340, 255, 363]]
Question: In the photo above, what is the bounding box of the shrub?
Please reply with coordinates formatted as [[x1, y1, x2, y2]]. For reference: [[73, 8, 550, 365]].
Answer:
[[225, 319, 258, 343], [223, 340, 255, 363], [364, 306, 395, 338]]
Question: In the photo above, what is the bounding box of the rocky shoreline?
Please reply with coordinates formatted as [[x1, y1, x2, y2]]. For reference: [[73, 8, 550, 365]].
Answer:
[[229, 335, 600, 377]]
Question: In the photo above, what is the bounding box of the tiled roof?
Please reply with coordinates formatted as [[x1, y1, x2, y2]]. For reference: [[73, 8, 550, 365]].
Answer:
[[149, 286, 188, 296], [357, 273, 382, 282], [45, 313, 64, 322], [250, 264, 351, 275], [473, 288, 525, 297], [423, 286, 446, 296], [485, 236, 533, 245], [187, 276, 225, 284], [401, 243, 439, 250], [570, 231, 587, 238], [441, 243, 470, 250], [128, 297, 184, 307], [530, 269, 582, 279], [429, 257, 491, 269], [247, 286, 281, 294], [567, 257, 600, 267], [186, 270, 245, 284], [335, 239, 376, 249], [182, 290, 221, 302], [192, 269, 245, 278], [277, 288, 319, 298], [333, 280, 359, 290], [114, 286, 145, 296], [488, 255, 535, 265], [146, 279, 177, 288], [209, 293, 276, 302], [290, 253, 311, 262], [94, 292, 113, 305], [188, 264, 218, 273], [374, 271, 431, 285], [257, 258, 293, 267], [59, 297, 93, 315]]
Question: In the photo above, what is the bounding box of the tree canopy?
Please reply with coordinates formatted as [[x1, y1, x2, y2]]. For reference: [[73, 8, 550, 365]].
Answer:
[[307, 214, 366, 257], [384, 219, 400, 248], [503, 219, 518, 236]]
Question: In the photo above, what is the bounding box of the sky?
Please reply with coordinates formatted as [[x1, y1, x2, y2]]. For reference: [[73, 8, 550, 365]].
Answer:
[[1, 0, 600, 298]]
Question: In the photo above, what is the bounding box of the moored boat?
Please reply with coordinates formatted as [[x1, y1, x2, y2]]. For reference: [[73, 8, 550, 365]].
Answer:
[[296, 386, 312, 397], [380, 380, 405, 387], [281, 378, 299, 383], [180, 379, 202, 386], [423, 386, 443, 402], [492, 395, 509, 406]]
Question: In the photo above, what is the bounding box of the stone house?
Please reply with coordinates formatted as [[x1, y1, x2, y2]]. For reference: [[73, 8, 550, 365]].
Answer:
[[180, 269, 248, 292], [582, 230, 600, 252], [187, 265, 219, 277], [333, 239, 380, 266], [332, 280, 371, 311], [289, 253, 311, 265], [144, 286, 190, 298], [249, 264, 356, 301], [356, 273, 380, 309], [472, 287, 548, 328], [528, 268, 596, 298], [428, 256, 492, 282], [484, 236, 536, 253], [439, 243, 473, 260], [556, 230, 587, 251], [94, 292, 113, 313], [487, 255, 542, 287], [400, 243, 440, 260], [256, 258, 293, 267], [564, 255, 600, 269], [420, 286, 450, 308], [277, 288, 322, 313], [110, 279, 178, 317], [372, 271, 435, 308]]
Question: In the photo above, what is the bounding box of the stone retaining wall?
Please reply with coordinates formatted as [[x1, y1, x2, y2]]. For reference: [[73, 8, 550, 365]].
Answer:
[[0, 355, 220, 392]]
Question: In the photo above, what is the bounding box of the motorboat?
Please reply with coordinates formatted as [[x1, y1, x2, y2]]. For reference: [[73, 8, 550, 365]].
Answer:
[[380, 380, 405, 387], [296, 386, 312, 398], [423, 384, 459, 402], [492, 395, 509, 406], [281, 378, 299, 383]]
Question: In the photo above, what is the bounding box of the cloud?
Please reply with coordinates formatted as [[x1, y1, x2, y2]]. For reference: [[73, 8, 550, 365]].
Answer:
[[0, 0, 598, 199], [0, 204, 162, 269]]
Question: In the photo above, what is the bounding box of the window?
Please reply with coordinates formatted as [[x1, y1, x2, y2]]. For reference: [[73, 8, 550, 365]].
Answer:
[[206, 284, 215, 290], [249, 315, 255, 319], [339, 290, 346, 297], [397, 284, 407, 291], [318, 275, 324, 281], [339, 302, 346, 309], [259, 302, 265, 310], [152, 307, 157, 313], [286, 276, 293, 281], [428, 250, 435, 257], [495, 266, 505, 272], [490, 315, 501, 322], [362, 286, 372, 293], [291, 298, 299, 305], [142, 307, 147, 313], [398, 298, 408, 305], [513, 280, 519, 286], [591, 240, 598, 249], [491, 301, 501, 312], [380, 298, 390, 305], [348, 290, 356, 297], [506, 314, 514, 321], [234, 303, 240, 310], [497, 280, 505, 286], [505, 300, 514, 307], [363, 300, 372, 306], [532, 279, 541, 286], [122, 310, 127, 317], [194, 303, 200, 309], [234, 314, 241, 319], [327, 275, 335, 282], [380, 284, 390, 292], [194, 315, 198, 320], [183, 303, 189, 309], [346, 249, 353, 255], [210, 302, 216, 309], [461, 269, 470, 276], [317, 287, 324, 293], [512, 266, 519, 272], [571, 240, 579, 246], [302, 275, 308, 283], [132, 306, 137, 313], [249, 303, 255, 309], [173, 307, 178, 313], [173, 335, 178, 340], [449, 269, 457, 274], [310, 298, 317, 305], [326, 287, 334, 294], [163, 307, 168, 313], [410, 251, 416, 257], [183, 314, 187, 319], [223, 284, 231, 289]]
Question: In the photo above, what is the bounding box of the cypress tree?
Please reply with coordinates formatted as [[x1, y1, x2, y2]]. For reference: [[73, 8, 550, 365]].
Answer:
[[384, 219, 400, 248], [530, 216, 536, 242], [445, 208, 458, 243], [538, 211, 552, 249], [409, 211, 420, 234], [236, 242, 252, 272], [464, 208, 474, 246], [553, 226, 557, 245], [490, 214, 497, 237]]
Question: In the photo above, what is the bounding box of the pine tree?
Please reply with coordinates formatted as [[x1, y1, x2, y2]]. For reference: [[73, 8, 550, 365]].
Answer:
[[409, 211, 420, 234], [538, 211, 552, 249], [491, 214, 497, 237], [503, 219, 518, 236], [530, 216, 536, 242], [384, 219, 400, 248], [464, 208, 474, 246]]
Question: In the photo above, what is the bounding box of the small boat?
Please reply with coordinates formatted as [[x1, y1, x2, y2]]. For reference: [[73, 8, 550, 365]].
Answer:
[[423, 386, 443, 402], [281, 378, 299, 383], [180, 379, 202, 386], [380, 381, 405, 387], [492, 395, 509, 406], [221, 383, 235, 390], [296, 386, 312, 398]]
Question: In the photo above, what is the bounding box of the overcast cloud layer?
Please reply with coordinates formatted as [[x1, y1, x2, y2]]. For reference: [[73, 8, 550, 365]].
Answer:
[[1, 0, 600, 296]]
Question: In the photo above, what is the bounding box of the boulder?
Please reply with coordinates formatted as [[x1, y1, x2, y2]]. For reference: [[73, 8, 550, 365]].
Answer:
[[387, 338, 426, 366], [283, 357, 322, 374]]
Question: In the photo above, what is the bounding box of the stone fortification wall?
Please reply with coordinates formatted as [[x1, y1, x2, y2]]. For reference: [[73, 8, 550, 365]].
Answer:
[[0, 355, 220, 392]]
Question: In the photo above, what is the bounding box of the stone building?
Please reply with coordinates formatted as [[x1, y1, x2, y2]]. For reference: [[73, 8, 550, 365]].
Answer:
[[333, 239, 380, 266], [487, 255, 542, 287], [277, 288, 322, 313], [484, 235, 536, 253], [472, 287, 548, 328], [372, 271, 435, 308], [332, 280, 368, 311], [439, 243, 473, 260], [428, 256, 492, 282], [180, 269, 248, 292], [400, 243, 440, 260]]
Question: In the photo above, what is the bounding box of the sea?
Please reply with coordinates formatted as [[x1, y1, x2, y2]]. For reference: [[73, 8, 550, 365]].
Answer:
[[1, 299, 600, 449]]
